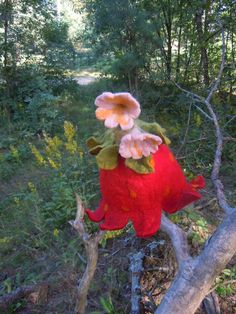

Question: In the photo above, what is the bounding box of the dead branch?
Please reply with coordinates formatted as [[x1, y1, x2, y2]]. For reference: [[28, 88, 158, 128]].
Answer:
[[155, 12, 236, 314], [191, 198, 217, 212], [69, 194, 104, 314], [172, 25, 235, 216], [0, 282, 49, 309], [129, 241, 166, 313], [130, 251, 145, 314], [160, 215, 221, 314], [201, 292, 221, 314], [192, 103, 213, 121], [223, 136, 236, 143], [202, 24, 235, 215], [155, 211, 236, 314], [160, 215, 190, 266]]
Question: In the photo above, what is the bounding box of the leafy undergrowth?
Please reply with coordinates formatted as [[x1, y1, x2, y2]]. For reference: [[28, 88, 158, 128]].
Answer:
[[1, 75, 236, 313]]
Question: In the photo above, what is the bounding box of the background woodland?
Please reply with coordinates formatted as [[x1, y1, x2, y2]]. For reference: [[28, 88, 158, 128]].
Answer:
[[0, 0, 236, 313]]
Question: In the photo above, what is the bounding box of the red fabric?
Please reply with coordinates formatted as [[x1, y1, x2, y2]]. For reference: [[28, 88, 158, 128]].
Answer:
[[86, 144, 205, 237]]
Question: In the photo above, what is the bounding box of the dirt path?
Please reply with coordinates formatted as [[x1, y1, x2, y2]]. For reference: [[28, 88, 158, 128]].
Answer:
[[73, 68, 100, 86], [74, 76, 97, 85]]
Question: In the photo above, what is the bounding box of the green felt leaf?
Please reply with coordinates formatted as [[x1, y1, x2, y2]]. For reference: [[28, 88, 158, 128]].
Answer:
[[86, 137, 103, 155], [136, 120, 171, 145], [86, 130, 116, 156], [125, 155, 155, 174], [86, 136, 100, 149], [96, 145, 119, 170]]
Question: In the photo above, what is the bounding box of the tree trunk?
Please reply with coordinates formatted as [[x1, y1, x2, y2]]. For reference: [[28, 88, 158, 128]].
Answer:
[[162, 1, 172, 79], [2, 0, 15, 119], [155, 205, 236, 314], [3, 0, 10, 98], [175, 0, 184, 81], [195, 7, 210, 86], [229, 16, 235, 100], [4, 15, 9, 70], [176, 24, 182, 80], [183, 34, 194, 83]]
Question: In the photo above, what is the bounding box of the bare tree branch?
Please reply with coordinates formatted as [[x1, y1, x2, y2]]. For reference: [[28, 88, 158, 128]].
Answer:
[[202, 26, 236, 215], [173, 25, 235, 215], [130, 251, 145, 314], [160, 215, 221, 314], [155, 11, 236, 314], [69, 194, 104, 314], [205, 21, 225, 104], [223, 136, 236, 143], [129, 241, 166, 313], [160, 215, 190, 266], [155, 211, 236, 314], [192, 104, 213, 121]]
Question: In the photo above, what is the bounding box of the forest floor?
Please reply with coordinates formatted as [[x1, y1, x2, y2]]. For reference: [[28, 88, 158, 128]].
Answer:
[[0, 68, 236, 314]]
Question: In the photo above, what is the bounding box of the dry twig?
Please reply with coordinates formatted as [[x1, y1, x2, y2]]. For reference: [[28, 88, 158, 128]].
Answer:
[[69, 194, 104, 314]]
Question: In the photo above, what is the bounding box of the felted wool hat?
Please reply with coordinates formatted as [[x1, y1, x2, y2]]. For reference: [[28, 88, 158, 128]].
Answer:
[[86, 92, 205, 237]]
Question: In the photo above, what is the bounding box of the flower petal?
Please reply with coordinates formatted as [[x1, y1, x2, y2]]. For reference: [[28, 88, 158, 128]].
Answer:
[[119, 128, 162, 159], [95, 108, 112, 120], [95, 92, 115, 109], [95, 92, 141, 129], [117, 114, 134, 130], [119, 142, 132, 159], [112, 93, 141, 118], [112, 92, 140, 107], [104, 114, 119, 128]]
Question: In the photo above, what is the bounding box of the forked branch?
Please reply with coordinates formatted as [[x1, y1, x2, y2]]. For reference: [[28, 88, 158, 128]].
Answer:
[[69, 194, 104, 314], [155, 12, 236, 314], [160, 215, 190, 266]]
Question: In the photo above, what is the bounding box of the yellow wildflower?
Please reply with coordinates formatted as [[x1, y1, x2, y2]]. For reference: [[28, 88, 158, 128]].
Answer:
[[10, 145, 20, 161], [30, 144, 45, 166], [64, 121, 76, 142], [53, 228, 59, 237], [47, 157, 60, 169]]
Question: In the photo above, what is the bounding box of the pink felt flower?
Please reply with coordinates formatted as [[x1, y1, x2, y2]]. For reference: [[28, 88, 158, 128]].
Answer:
[[95, 92, 141, 130], [119, 127, 162, 159]]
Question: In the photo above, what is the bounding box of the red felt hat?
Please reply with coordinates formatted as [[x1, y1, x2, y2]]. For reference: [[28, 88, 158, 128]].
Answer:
[[86, 144, 205, 237]]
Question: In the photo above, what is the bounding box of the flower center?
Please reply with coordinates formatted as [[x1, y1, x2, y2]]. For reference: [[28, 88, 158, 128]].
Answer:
[[113, 104, 126, 115]]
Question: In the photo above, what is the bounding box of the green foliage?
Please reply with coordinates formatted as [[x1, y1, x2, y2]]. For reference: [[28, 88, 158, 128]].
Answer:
[[83, 0, 236, 108], [30, 120, 99, 229], [42, 20, 76, 75], [171, 209, 212, 247], [0, 0, 76, 134], [0, 139, 31, 180], [215, 267, 236, 297], [0, 0, 236, 312], [100, 230, 124, 248], [100, 296, 115, 314]]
